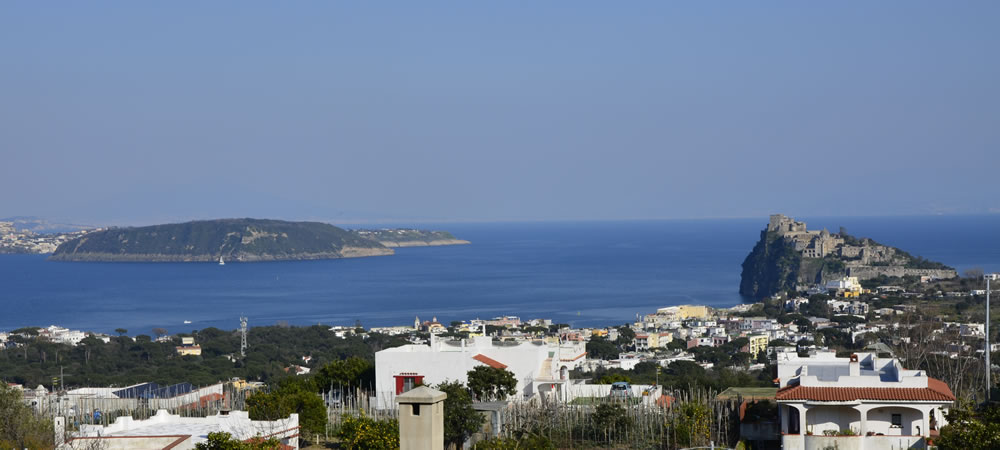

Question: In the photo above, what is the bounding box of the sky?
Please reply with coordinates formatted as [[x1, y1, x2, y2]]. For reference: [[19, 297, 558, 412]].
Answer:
[[1, 2, 998, 226]]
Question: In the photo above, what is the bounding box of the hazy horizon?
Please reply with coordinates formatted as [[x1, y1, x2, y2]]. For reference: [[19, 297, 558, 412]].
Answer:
[[2, 2, 998, 224], [7, 211, 1000, 231]]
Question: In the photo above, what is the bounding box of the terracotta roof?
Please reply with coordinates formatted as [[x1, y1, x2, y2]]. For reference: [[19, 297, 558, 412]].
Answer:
[[560, 352, 587, 361], [776, 381, 955, 402], [472, 354, 508, 369]]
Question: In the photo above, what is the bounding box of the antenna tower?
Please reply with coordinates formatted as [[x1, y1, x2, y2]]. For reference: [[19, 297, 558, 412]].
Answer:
[[240, 315, 248, 358]]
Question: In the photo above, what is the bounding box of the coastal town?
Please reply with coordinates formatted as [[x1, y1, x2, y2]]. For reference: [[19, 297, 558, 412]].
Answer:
[[3, 264, 998, 449], [1, 215, 999, 448], [0, 221, 94, 255]]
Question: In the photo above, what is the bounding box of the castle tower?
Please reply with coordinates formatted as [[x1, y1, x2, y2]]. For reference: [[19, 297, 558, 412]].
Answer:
[[768, 214, 786, 232]]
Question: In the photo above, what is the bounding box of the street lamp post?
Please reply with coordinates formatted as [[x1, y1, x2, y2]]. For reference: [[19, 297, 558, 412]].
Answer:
[[987, 273, 999, 400]]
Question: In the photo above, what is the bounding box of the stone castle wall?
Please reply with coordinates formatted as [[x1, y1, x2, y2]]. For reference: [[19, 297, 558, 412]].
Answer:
[[846, 266, 956, 280]]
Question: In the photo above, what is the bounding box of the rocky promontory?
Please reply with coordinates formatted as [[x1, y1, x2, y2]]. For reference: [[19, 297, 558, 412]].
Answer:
[[739, 214, 956, 298], [350, 229, 470, 248], [50, 219, 394, 262]]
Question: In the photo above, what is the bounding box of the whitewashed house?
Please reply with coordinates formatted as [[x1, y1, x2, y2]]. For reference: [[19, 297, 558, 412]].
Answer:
[[776, 351, 954, 450], [374, 335, 587, 408], [66, 409, 298, 449]]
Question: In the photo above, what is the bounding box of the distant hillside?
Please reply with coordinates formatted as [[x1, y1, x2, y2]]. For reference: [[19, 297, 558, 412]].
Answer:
[[350, 228, 470, 247], [740, 214, 956, 298], [50, 219, 393, 262]]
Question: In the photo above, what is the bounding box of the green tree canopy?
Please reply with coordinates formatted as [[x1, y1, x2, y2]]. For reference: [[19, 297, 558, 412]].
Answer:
[[246, 378, 326, 439], [0, 384, 53, 449], [437, 380, 485, 448], [615, 326, 636, 346], [314, 356, 373, 391], [937, 401, 1000, 449], [466, 366, 517, 401], [586, 336, 619, 360]]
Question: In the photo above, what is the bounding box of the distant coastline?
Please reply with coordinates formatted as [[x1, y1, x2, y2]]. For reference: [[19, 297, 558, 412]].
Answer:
[[2, 217, 996, 334], [349, 228, 470, 248], [378, 239, 470, 248], [47, 219, 469, 263]]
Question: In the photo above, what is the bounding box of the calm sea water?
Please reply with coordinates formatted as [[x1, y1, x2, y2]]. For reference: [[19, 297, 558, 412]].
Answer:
[[1, 216, 998, 335]]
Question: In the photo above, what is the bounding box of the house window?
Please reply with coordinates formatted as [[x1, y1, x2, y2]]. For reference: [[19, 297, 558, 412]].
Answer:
[[891, 413, 902, 428], [412, 404, 420, 416], [394, 373, 424, 394]]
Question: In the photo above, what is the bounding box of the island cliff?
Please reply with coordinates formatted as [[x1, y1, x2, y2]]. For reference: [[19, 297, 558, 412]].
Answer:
[[740, 214, 956, 298], [50, 219, 394, 262]]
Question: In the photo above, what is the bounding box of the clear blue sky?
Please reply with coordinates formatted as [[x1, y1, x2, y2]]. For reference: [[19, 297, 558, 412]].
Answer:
[[2, 2, 998, 225]]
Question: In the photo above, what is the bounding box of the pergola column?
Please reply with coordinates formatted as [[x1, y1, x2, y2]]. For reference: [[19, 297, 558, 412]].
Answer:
[[855, 405, 872, 436], [919, 405, 932, 437]]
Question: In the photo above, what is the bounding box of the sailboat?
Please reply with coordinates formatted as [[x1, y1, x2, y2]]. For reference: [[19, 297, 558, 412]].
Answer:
[[219, 256, 225, 266]]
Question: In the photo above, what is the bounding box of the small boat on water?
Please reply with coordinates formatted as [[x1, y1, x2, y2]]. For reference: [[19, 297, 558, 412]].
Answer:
[[183, 320, 192, 324], [219, 256, 225, 266]]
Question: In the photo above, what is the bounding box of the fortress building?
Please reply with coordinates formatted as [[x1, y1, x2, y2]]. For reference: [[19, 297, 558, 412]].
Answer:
[[768, 215, 844, 258]]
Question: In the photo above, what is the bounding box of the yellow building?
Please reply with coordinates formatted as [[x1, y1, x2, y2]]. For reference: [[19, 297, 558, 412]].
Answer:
[[747, 334, 769, 358], [176, 336, 202, 356], [827, 276, 865, 297], [655, 304, 710, 320]]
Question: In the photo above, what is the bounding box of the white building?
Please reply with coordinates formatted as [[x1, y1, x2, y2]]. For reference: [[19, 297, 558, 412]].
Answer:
[[785, 297, 810, 312], [827, 299, 869, 315], [39, 325, 89, 346], [66, 409, 298, 449], [959, 323, 985, 338], [374, 335, 587, 408], [776, 351, 954, 450], [826, 276, 863, 293]]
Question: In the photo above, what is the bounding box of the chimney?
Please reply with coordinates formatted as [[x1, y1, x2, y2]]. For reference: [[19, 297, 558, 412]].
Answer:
[[396, 386, 447, 450], [849, 354, 860, 376]]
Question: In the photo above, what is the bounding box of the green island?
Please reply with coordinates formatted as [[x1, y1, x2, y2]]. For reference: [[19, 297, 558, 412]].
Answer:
[[49, 218, 395, 262], [740, 214, 956, 298]]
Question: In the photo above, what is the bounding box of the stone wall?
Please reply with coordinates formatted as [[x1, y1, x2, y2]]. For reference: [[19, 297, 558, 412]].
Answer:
[[846, 266, 957, 280]]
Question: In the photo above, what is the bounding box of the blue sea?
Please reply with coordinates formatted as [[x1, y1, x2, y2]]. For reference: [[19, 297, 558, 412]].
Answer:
[[1, 216, 998, 335]]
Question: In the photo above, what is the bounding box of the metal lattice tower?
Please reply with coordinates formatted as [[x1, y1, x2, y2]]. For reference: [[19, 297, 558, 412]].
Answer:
[[240, 315, 248, 358]]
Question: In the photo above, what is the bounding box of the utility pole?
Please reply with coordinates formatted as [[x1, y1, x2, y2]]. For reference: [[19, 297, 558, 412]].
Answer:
[[240, 315, 248, 358]]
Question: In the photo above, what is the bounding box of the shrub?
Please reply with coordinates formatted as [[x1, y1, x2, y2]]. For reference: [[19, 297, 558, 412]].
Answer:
[[335, 414, 400, 450], [473, 434, 555, 450], [674, 401, 711, 447], [195, 432, 282, 449]]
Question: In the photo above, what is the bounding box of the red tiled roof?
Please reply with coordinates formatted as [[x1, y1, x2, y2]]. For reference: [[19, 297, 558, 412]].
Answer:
[[776, 380, 955, 402], [472, 354, 508, 369], [560, 352, 587, 361]]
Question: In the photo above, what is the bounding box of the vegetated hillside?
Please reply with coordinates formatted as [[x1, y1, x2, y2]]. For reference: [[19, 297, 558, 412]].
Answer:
[[0, 325, 408, 388], [739, 230, 804, 299], [350, 228, 470, 247], [50, 219, 393, 262]]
